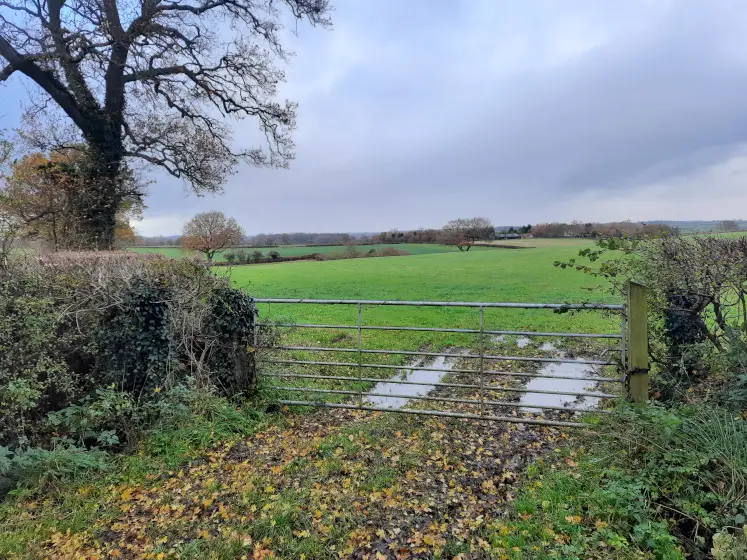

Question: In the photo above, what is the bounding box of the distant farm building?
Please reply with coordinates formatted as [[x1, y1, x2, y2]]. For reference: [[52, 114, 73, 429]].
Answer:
[[495, 233, 522, 240]]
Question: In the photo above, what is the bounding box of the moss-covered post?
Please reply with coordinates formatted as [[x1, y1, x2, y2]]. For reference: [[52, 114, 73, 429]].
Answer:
[[626, 282, 649, 403]]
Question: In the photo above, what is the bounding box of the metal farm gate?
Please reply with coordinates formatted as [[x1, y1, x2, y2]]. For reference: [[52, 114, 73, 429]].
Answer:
[[254, 284, 648, 428]]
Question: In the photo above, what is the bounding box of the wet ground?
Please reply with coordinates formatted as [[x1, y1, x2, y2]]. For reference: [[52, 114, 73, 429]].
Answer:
[[363, 337, 614, 419]]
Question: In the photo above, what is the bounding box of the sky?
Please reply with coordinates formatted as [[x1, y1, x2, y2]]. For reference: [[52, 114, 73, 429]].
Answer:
[[3, 0, 747, 236]]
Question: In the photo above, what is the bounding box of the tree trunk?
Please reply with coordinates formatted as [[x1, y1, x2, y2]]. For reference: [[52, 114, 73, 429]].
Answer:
[[74, 143, 123, 250]]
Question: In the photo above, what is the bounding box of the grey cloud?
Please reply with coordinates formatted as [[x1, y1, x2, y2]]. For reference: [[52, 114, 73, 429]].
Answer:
[[298, 2, 747, 199]]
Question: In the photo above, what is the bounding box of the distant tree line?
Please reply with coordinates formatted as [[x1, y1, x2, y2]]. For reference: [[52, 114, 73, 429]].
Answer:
[[247, 232, 354, 245], [134, 218, 501, 249], [130, 218, 691, 252], [501, 224, 532, 234], [530, 221, 677, 238]]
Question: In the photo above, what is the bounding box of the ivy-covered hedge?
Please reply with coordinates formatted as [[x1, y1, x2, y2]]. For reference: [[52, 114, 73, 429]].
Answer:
[[0, 253, 257, 451]]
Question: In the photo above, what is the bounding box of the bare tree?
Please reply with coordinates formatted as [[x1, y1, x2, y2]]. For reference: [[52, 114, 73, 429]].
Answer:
[[442, 217, 493, 251], [181, 211, 244, 262], [719, 220, 740, 233], [0, 1, 330, 249]]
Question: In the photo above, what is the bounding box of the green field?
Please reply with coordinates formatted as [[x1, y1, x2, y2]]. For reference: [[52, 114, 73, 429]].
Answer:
[[228, 239, 618, 333], [129, 243, 463, 261], [485, 237, 598, 248], [138, 239, 621, 364]]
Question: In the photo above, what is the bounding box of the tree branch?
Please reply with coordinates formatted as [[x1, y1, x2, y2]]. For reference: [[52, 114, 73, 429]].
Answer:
[[47, 0, 101, 115], [0, 1, 40, 19], [0, 61, 12, 81], [123, 65, 186, 83], [0, 34, 89, 133]]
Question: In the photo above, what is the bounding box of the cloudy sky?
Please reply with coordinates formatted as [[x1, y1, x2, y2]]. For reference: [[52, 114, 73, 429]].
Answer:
[[3, 0, 747, 236]]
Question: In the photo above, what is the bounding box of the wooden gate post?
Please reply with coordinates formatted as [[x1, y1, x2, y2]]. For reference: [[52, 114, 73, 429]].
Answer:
[[626, 282, 649, 403]]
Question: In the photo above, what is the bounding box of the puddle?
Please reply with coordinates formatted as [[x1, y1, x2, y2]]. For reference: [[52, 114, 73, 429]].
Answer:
[[520, 358, 601, 413], [516, 336, 530, 348], [364, 341, 606, 416], [366, 356, 454, 409]]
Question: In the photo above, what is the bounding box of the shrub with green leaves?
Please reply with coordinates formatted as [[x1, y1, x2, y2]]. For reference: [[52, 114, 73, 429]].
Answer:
[[494, 454, 682, 560], [0, 253, 258, 454], [712, 527, 747, 560], [497, 404, 747, 559], [586, 404, 747, 557]]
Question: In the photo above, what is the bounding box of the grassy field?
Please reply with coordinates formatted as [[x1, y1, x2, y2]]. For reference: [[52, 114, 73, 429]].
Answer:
[[484, 238, 598, 248], [228, 239, 618, 335], [129, 243, 464, 261]]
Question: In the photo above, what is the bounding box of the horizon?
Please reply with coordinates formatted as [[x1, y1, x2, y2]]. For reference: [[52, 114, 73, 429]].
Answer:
[[133, 218, 747, 239]]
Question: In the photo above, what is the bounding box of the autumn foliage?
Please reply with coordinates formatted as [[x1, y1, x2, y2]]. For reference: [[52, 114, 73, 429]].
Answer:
[[0, 150, 141, 250], [181, 211, 245, 262]]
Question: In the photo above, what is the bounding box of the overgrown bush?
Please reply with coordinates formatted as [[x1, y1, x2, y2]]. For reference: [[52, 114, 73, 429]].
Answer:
[[0, 253, 257, 456], [587, 404, 747, 558], [381, 247, 409, 257], [0, 381, 263, 492], [498, 404, 747, 559], [343, 245, 360, 259], [557, 234, 747, 406], [495, 450, 682, 559], [235, 249, 249, 264]]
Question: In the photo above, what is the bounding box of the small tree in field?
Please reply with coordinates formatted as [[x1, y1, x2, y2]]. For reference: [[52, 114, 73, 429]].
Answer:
[[719, 220, 740, 233], [181, 211, 244, 262], [442, 217, 493, 251]]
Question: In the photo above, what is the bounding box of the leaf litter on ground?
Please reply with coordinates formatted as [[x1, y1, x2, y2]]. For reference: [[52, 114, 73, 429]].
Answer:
[[8, 408, 571, 559]]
